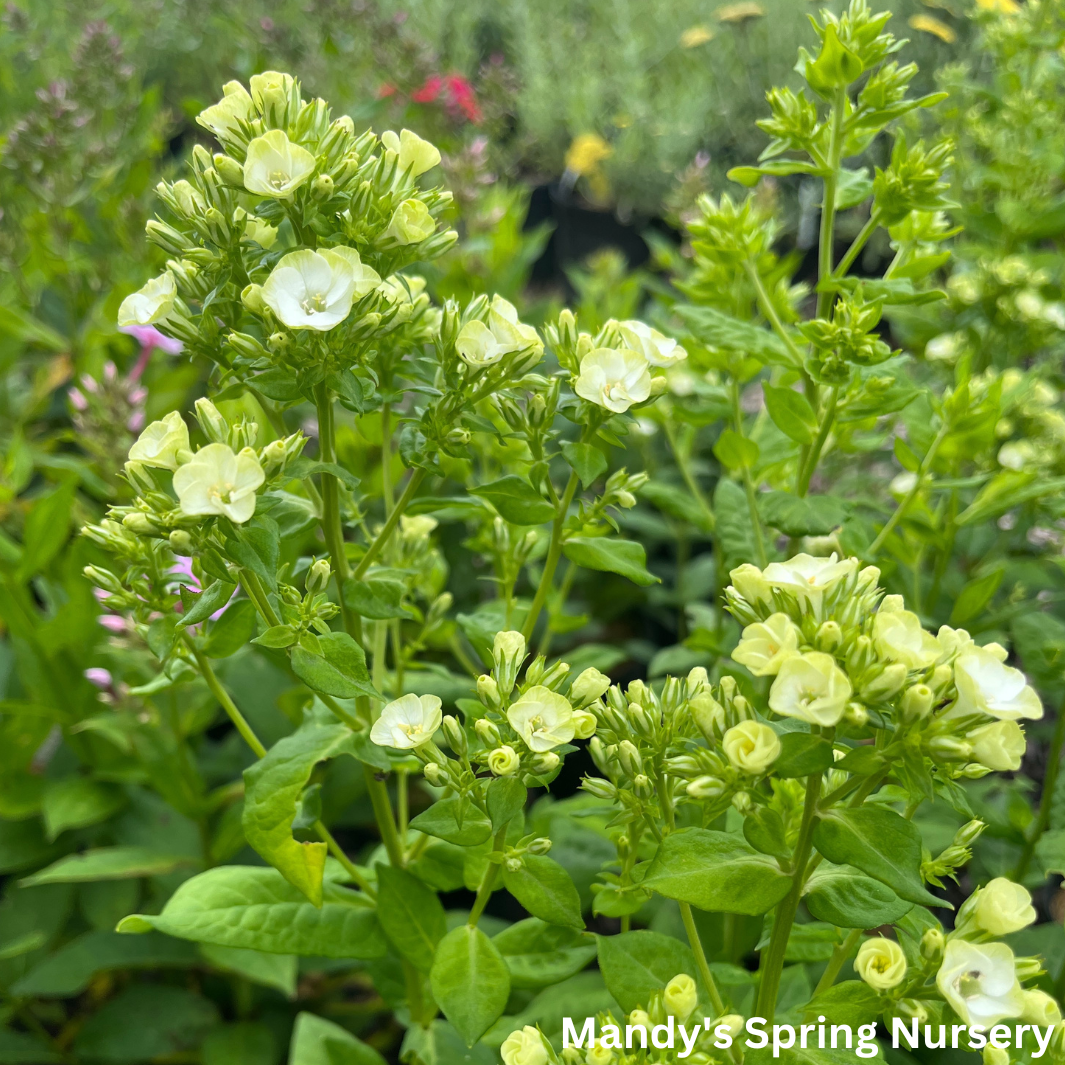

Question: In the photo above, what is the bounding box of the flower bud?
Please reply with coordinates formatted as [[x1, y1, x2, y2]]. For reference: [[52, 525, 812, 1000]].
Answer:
[[731, 790, 752, 814], [423, 762, 448, 787], [843, 701, 869, 726], [1022, 989, 1061, 1026], [632, 773, 652, 797], [664, 974, 697, 1022], [895, 1000, 928, 1025], [686, 775, 726, 799], [493, 630, 526, 696], [855, 937, 907, 990], [861, 662, 907, 702], [901, 683, 934, 721], [312, 173, 335, 200], [527, 837, 552, 855], [259, 439, 288, 477], [616, 490, 637, 509], [445, 427, 472, 447], [530, 751, 560, 775], [122, 512, 160, 535], [307, 558, 331, 594], [194, 397, 230, 443], [686, 667, 710, 697], [477, 674, 502, 709], [475, 718, 501, 747], [983, 1048, 1009, 1065], [539, 659, 571, 689], [488, 745, 520, 776], [146, 219, 194, 255], [815, 620, 843, 652], [212, 153, 245, 187], [571, 667, 611, 707], [929, 663, 954, 695], [123, 460, 157, 495], [438, 715, 465, 757], [267, 332, 290, 355], [920, 926, 944, 962], [581, 776, 617, 800], [928, 735, 972, 762], [168, 530, 195, 556], [617, 740, 642, 777], [84, 565, 124, 594], [846, 635, 874, 674], [1014, 955, 1044, 981], [689, 692, 725, 739], [572, 709, 597, 740]]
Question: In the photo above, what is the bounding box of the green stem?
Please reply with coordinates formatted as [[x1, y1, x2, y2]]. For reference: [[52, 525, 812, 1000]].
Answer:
[[537, 560, 577, 658], [730, 380, 769, 567], [380, 402, 394, 515], [679, 900, 726, 1016], [813, 928, 862, 996], [313, 819, 376, 898], [468, 827, 508, 926], [816, 86, 848, 321], [352, 467, 427, 580], [664, 419, 716, 531], [522, 470, 580, 642], [363, 763, 405, 867], [743, 260, 805, 370], [755, 771, 821, 1020], [314, 384, 358, 639], [186, 637, 267, 758], [868, 422, 950, 557], [240, 568, 281, 628], [796, 385, 839, 497], [1014, 689, 1065, 880], [832, 209, 882, 280]]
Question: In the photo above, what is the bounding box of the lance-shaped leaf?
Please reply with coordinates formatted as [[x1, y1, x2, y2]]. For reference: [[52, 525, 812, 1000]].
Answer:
[[803, 863, 912, 929], [812, 807, 947, 908], [502, 855, 584, 930], [290, 631, 377, 700], [430, 925, 510, 1046], [562, 537, 659, 587], [642, 828, 793, 915], [290, 1011, 387, 1065], [243, 718, 356, 905], [117, 866, 386, 958], [375, 863, 446, 971], [470, 476, 556, 526], [493, 919, 597, 989], [20, 847, 195, 886]]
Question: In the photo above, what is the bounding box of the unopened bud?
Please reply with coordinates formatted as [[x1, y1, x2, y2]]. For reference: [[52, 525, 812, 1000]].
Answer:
[[169, 530, 194, 556], [492, 630, 526, 696], [861, 662, 907, 702], [268, 332, 290, 354], [441, 714, 467, 756], [527, 837, 552, 855], [632, 773, 652, 797], [477, 674, 501, 709], [194, 397, 229, 443], [690, 693, 725, 739], [475, 718, 501, 747], [816, 621, 842, 653], [242, 283, 267, 316], [929, 663, 954, 695], [844, 701, 869, 726], [122, 512, 159, 535], [213, 153, 245, 187], [618, 740, 642, 777], [731, 790, 752, 814], [581, 776, 617, 801], [423, 762, 447, 787], [488, 745, 520, 776], [686, 775, 726, 799], [616, 490, 637, 509], [260, 439, 287, 476], [312, 173, 335, 201], [920, 927, 945, 961], [84, 566, 124, 594], [571, 667, 611, 707], [445, 427, 471, 446], [530, 751, 560, 775], [572, 709, 597, 740], [928, 735, 973, 762], [307, 558, 331, 594], [902, 683, 934, 721], [123, 460, 157, 495]]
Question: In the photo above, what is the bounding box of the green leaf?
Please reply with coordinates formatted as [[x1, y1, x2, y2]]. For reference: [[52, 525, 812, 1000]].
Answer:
[[0, 819, 63, 873], [42, 778, 126, 841], [487, 777, 527, 831], [291, 631, 377, 700], [11, 930, 198, 997], [290, 1012, 388, 1065], [674, 304, 799, 367], [203, 1023, 277, 1065], [117, 865, 387, 958], [19, 847, 194, 886], [287, 458, 362, 492], [728, 161, 823, 186], [757, 492, 850, 538], [803, 980, 880, 1027], [204, 598, 258, 658], [763, 384, 817, 445], [243, 717, 357, 905], [0, 304, 68, 351], [200, 943, 298, 997], [0, 1028, 62, 1064], [562, 537, 659, 587], [178, 581, 236, 627], [812, 808, 947, 908], [1035, 829, 1065, 876], [713, 428, 760, 471], [73, 985, 218, 1063], [251, 368, 303, 403], [226, 517, 280, 591], [803, 864, 913, 928], [470, 476, 555, 525], [252, 624, 298, 648], [493, 919, 597, 989], [410, 798, 494, 847], [808, 23, 863, 91], [742, 807, 790, 860], [430, 925, 511, 1046], [596, 930, 695, 1013], [17, 480, 75, 580], [834, 168, 873, 211], [343, 577, 412, 620], [950, 569, 1004, 626], [376, 863, 447, 971], [714, 478, 757, 572], [562, 443, 608, 489], [642, 828, 793, 915], [638, 483, 712, 533], [773, 733, 836, 779], [956, 473, 1065, 527], [502, 855, 584, 930]]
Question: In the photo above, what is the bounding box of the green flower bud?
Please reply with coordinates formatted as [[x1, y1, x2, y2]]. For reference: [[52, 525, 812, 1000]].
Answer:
[[441, 714, 467, 757], [901, 683, 934, 721], [169, 530, 195, 556], [242, 283, 267, 316], [84, 565, 124, 594], [816, 620, 843, 652], [194, 398, 230, 444], [920, 926, 944, 962], [581, 776, 617, 800], [571, 667, 611, 707], [861, 662, 908, 702], [527, 837, 552, 855], [423, 762, 448, 787], [307, 558, 331, 594], [213, 153, 245, 187], [475, 718, 501, 747], [122, 512, 160, 535], [312, 173, 335, 201]]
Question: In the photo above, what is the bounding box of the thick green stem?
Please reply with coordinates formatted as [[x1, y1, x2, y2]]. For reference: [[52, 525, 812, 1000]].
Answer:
[[468, 828, 508, 926], [816, 86, 848, 321], [679, 901, 726, 1016], [796, 385, 839, 497], [353, 467, 427, 580], [755, 771, 821, 1020], [813, 928, 862, 996], [537, 560, 577, 658], [522, 470, 580, 642], [868, 422, 950, 557], [833, 209, 882, 280], [1014, 689, 1065, 880], [240, 568, 281, 628], [363, 763, 405, 867]]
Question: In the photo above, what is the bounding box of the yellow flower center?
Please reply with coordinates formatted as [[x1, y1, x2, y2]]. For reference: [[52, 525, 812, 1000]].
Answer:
[[208, 481, 236, 505], [301, 292, 329, 314], [959, 971, 984, 997], [269, 169, 289, 189]]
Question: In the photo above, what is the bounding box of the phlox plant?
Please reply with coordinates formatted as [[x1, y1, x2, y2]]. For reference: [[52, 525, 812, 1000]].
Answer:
[[0, 5, 1064, 1065]]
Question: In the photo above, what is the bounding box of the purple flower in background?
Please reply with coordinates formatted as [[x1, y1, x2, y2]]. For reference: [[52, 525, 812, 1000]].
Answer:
[[85, 667, 113, 690], [170, 556, 234, 620], [120, 324, 184, 382]]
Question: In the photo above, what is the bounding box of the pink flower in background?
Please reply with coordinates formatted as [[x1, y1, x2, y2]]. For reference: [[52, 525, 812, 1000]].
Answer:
[[412, 73, 482, 123], [69, 387, 88, 410], [120, 323, 183, 382], [170, 556, 234, 621], [99, 614, 128, 633], [85, 667, 113, 690]]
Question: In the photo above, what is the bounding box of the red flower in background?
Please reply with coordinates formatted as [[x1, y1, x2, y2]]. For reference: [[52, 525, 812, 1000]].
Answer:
[[411, 73, 482, 123]]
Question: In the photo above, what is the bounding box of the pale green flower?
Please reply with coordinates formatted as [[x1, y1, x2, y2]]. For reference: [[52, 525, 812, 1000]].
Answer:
[[118, 273, 176, 328], [769, 651, 852, 726], [381, 129, 441, 177], [855, 937, 907, 990], [954, 647, 1043, 721], [761, 552, 858, 611], [615, 319, 687, 368], [722, 720, 781, 775], [196, 82, 253, 139], [243, 129, 316, 198], [172, 443, 264, 523], [574, 348, 651, 413], [873, 608, 942, 669], [936, 940, 1025, 1028], [370, 693, 442, 749], [128, 411, 189, 471], [261, 248, 379, 331], [507, 686, 574, 752], [967, 719, 1026, 771], [384, 199, 436, 245], [456, 295, 543, 368], [663, 973, 697, 1022], [501, 1027, 548, 1065], [732, 612, 802, 676]]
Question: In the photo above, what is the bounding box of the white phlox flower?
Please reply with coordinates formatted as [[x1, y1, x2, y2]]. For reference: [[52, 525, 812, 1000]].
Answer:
[[172, 443, 265, 524], [243, 129, 316, 198], [936, 939, 1025, 1028], [370, 693, 443, 749], [261, 248, 380, 331], [196, 81, 253, 140], [118, 273, 176, 328], [507, 686, 575, 752], [456, 295, 543, 368], [128, 411, 190, 471], [769, 651, 852, 726], [732, 612, 802, 676], [873, 608, 942, 670], [953, 646, 1043, 721], [574, 347, 652, 414], [384, 199, 436, 245], [381, 129, 441, 177], [614, 319, 688, 367], [761, 553, 858, 611]]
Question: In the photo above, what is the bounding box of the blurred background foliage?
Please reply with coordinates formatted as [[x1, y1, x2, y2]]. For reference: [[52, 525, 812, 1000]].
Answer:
[[5, 0, 1065, 1061]]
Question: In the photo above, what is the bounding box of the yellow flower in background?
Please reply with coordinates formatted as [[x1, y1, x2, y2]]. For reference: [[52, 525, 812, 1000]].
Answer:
[[680, 25, 715, 48], [715, 2, 765, 24], [565, 133, 613, 177], [909, 14, 957, 42], [976, 0, 1019, 11]]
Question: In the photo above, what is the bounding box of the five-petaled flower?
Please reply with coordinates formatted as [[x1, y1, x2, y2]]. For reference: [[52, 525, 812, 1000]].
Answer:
[[261, 248, 380, 331], [371, 693, 443, 749], [574, 347, 652, 413], [172, 443, 265, 524], [507, 686, 575, 752]]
